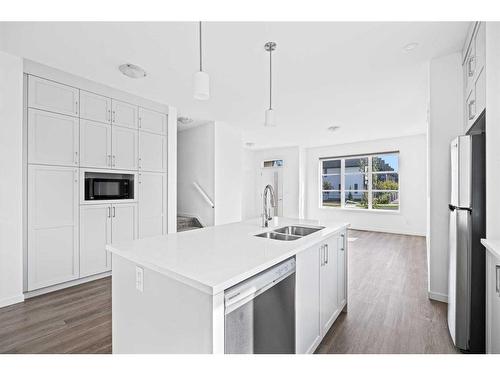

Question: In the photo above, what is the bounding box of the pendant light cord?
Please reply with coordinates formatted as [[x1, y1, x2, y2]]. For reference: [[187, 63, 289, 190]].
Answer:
[[269, 46, 272, 110], [199, 21, 203, 72]]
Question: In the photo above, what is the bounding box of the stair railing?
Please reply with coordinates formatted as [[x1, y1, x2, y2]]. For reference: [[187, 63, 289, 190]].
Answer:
[[193, 182, 215, 208]]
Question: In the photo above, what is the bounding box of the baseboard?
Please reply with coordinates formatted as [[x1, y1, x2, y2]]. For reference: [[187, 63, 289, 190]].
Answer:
[[0, 294, 25, 308], [24, 271, 111, 299], [428, 291, 448, 303]]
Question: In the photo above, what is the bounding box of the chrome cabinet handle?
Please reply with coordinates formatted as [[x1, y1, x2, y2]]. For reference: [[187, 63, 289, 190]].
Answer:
[[341, 233, 345, 251], [112, 155, 116, 167], [320, 245, 325, 266], [112, 206, 116, 217], [75, 100, 79, 115], [74, 169, 78, 183], [74, 151, 78, 165], [138, 173, 142, 184], [468, 55, 475, 77], [138, 157, 142, 169], [325, 244, 329, 264], [139, 116, 142, 128], [496, 265, 500, 295], [107, 109, 111, 122], [468, 99, 476, 120], [107, 154, 111, 167], [112, 110, 116, 123], [107, 207, 111, 218]]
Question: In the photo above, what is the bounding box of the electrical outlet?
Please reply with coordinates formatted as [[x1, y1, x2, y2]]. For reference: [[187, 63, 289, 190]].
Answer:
[[135, 266, 144, 292]]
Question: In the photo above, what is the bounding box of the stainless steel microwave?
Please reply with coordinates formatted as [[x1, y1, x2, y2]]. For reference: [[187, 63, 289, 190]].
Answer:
[[85, 174, 134, 200]]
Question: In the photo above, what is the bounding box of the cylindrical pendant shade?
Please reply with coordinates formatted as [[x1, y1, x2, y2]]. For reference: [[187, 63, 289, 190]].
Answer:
[[193, 70, 210, 100], [265, 108, 276, 127]]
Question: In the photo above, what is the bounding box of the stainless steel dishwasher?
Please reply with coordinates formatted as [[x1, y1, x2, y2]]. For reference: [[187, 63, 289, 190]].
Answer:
[[224, 258, 296, 354]]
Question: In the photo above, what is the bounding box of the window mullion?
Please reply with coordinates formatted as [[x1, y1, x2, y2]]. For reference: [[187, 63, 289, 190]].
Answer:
[[341, 159, 345, 208], [368, 156, 373, 210]]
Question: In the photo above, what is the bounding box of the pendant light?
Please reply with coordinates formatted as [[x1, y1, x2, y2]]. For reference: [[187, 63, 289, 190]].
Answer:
[[264, 41, 276, 127], [193, 21, 210, 100]]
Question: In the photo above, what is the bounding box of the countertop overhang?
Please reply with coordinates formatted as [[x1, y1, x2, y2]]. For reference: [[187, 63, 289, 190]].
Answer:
[[107, 217, 349, 295]]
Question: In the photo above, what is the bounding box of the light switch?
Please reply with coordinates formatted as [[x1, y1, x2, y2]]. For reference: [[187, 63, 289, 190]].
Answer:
[[135, 266, 144, 292]]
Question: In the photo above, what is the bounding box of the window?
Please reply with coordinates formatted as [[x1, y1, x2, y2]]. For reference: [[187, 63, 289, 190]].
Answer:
[[320, 152, 399, 211]]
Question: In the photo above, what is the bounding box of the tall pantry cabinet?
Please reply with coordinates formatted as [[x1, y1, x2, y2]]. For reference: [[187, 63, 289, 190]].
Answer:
[[26, 74, 168, 294]]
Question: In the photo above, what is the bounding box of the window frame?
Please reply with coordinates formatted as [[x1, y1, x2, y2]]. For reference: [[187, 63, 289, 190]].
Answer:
[[319, 152, 400, 212]]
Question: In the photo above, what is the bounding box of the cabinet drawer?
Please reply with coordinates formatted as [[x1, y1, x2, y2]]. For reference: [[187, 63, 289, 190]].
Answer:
[[28, 76, 79, 117]]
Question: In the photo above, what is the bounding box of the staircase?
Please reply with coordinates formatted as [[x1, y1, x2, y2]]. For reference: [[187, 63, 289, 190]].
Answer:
[[177, 215, 204, 232]]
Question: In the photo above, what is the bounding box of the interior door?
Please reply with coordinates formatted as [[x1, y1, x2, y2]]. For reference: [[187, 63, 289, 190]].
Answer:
[[80, 119, 112, 168], [320, 236, 339, 336], [28, 165, 79, 290], [112, 99, 138, 129], [138, 172, 164, 238], [80, 204, 112, 277], [28, 75, 79, 117], [28, 108, 79, 167], [112, 126, 138, 170], [139, 132, 165, 172], [139, 107, 166, 134], [111, 203, 137, 244], [79, 90, 111, 124]]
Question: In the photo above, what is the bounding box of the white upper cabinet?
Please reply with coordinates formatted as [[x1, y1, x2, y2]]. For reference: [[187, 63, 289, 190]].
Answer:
[[111, 203, 137, 243], [28, 165, 79, 290], [320, 236, 339, 336], [112, 99, 138, 129], [139, 107, 166, 134], [80, 119, 112, 169], [80, 204, 112, 277], [28, 108, 79, 167], [139, 132, 165, 172], [138, 172, 164, 239], [112, 126, 138, 170], [28, 76, 79, 117], [475, 22, 485, 77], [80, 90, 111, 124]]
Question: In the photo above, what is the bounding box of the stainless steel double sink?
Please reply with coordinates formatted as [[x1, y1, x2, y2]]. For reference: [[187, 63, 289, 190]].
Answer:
[[255, 225, 325, 241]]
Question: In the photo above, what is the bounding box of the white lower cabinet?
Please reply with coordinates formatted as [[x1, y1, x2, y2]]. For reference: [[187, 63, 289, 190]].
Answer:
[[28, 165, 79, 291], [80, 203, 137, 278], [138, 172, 165, 238], [486, 250, 500, 353], [295, 229, 348, 353]]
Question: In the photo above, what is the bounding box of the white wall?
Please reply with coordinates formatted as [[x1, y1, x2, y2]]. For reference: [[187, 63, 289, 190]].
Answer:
[[427, 52, 463, 302], [486, 23, 500, 240], [0, 51, 24, 307], [214, 121, 242, 225], [305, 134, 427, 236], [178, 123, 215, 227], [242, 146, 300, 220]]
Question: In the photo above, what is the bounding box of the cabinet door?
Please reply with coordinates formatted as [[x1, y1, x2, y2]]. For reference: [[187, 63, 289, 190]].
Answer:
[[80, 119, 112, 168], [320, 236, 339, 336], [28, 109, 79, 167], [111, 203, 137, 243], [138, 172, 164, 238], [337, 231, 347, 308], [28, 165, 79, 290], [139, 107, 166, 134], [475, 22, 485, 79], [475, 66, 486, 118], [80, 204, 112, 277], [295, 244, 321, 354], [112, 126, 138, 170], [80, 90, 111, 124], [112, 100, 138, 129], [139, 131, 165, 172], [28, 75, 79, 117], [465, 38, 476, 94]]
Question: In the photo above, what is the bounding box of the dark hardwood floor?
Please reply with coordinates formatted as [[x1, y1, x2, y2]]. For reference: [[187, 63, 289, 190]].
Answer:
[[316, 230, 459, 354], [0, 230, 458, 354]]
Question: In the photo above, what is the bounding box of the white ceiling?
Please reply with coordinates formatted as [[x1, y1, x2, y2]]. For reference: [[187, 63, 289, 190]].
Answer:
[[0, 22, 469, 148]]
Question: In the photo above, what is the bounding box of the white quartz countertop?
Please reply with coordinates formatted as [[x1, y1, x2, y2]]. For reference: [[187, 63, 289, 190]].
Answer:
[[481, 239, 500, 259], [107, 217, 349, 295]]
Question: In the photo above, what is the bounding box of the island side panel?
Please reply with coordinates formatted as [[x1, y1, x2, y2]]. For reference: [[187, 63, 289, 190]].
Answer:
[[112, 255, 214, 353]]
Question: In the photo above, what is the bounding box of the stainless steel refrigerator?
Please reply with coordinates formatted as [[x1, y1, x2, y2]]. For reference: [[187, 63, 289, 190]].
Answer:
[[447, 118, 485, 353]]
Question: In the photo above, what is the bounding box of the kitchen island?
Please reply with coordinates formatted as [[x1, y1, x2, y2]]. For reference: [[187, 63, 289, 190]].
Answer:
[[107, 217, 349, 354]]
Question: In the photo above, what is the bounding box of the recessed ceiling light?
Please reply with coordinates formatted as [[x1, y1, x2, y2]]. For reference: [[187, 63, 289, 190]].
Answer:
[[327, 126, 340, 132], [119, 64, 147, 79], [245, 142, 255, 147], [402, 42, 419, 52]]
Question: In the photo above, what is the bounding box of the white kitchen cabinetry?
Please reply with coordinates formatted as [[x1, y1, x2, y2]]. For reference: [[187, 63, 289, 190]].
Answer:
[[295, 229, 348, 354], [486, 248, 500, 353], [80, 204, 112, 277], [28, 109, 79, 167], [80, 90, 111, 124], [295, 243, 321, 354], [139, 131, 165, 172], [112, 126, 138, 170], [138, 172, 165, 238], [80, 119, 112, 169], [112, 100, 138, 129], [80, 203, 137, 277], [139, 107, 166, 134], [27, 165, 79, 291], [28, 76, 79, 117]]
